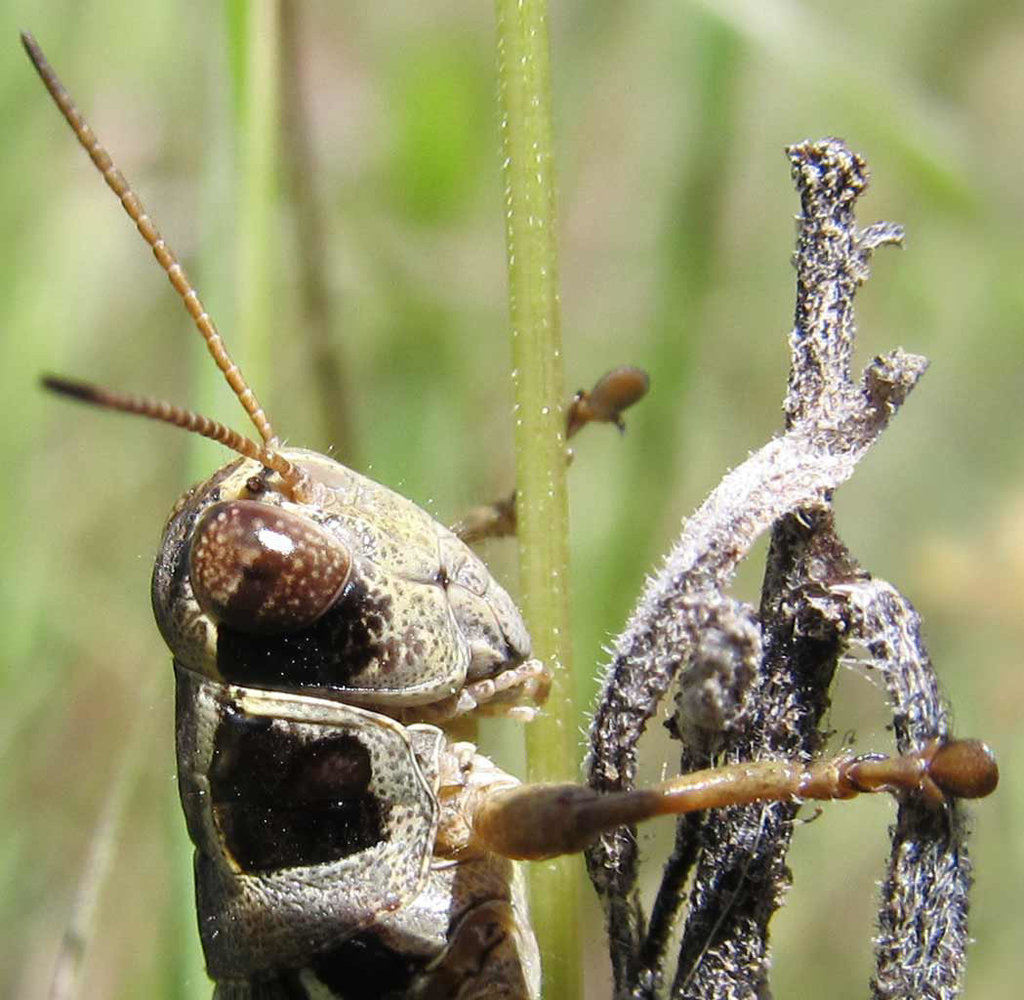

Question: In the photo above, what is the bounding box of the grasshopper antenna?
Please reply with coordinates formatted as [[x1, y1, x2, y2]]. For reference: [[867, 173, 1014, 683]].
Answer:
[[41, 376, 308, 493], [21, 32, 279, 450]]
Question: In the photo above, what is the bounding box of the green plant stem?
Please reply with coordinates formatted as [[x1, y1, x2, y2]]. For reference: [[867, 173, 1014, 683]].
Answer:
[[188, 1, 280, 485], [230, 0, 279, 410], [495, 2, 580, 998]]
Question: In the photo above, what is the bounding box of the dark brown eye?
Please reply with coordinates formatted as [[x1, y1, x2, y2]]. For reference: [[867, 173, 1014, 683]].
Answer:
[[189, 500, 351, 634]]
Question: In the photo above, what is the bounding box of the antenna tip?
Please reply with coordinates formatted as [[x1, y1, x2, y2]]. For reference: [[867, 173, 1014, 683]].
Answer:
[[41, 374, 104, 405], [21, 31, 48, 76]]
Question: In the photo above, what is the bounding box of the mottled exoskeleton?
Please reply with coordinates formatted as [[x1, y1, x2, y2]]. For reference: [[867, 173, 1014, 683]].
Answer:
[[154, 452, 548, 998], [27, 31, 998, 1000]]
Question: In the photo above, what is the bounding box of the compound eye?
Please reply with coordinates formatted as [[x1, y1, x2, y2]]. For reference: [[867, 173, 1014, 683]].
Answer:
[[189, 500, 351, 634]]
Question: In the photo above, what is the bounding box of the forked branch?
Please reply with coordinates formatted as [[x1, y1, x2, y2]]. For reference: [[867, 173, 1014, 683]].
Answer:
[[585, 139, 982, 999]]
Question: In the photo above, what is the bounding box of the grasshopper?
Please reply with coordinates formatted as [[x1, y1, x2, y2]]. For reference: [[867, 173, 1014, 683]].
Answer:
[[24, 32, 998, 1000]]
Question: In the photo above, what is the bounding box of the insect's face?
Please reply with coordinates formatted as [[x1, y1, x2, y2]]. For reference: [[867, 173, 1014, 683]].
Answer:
[[152, 449, 532, 710]]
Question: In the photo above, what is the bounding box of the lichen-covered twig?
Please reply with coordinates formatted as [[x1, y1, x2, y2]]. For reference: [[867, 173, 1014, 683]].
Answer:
[[584, 138, 980, 998], [840, 581, 975, 1000]]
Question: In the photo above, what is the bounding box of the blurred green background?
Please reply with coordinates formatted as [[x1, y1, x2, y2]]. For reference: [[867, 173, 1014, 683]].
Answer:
[[2, 1, 1021, 997]]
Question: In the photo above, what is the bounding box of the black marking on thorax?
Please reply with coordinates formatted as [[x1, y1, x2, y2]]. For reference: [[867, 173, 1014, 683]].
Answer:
[[215, 577, 393, 690], [309, 932, 422, 999], [210, 709, 385, 872], [239, 932, 423, 999]]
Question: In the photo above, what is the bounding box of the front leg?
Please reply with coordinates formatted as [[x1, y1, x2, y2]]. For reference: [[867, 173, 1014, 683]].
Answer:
[[452, 367, 649, 544], [399, 659, 551, 725]]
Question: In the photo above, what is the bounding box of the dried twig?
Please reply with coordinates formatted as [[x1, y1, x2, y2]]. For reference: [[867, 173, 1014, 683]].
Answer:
[[585, 139, 977, 999]]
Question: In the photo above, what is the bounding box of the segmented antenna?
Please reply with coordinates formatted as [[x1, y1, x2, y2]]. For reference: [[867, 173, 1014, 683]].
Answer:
[[42, 377, 307, 493], [21, 31, 278, 449]]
